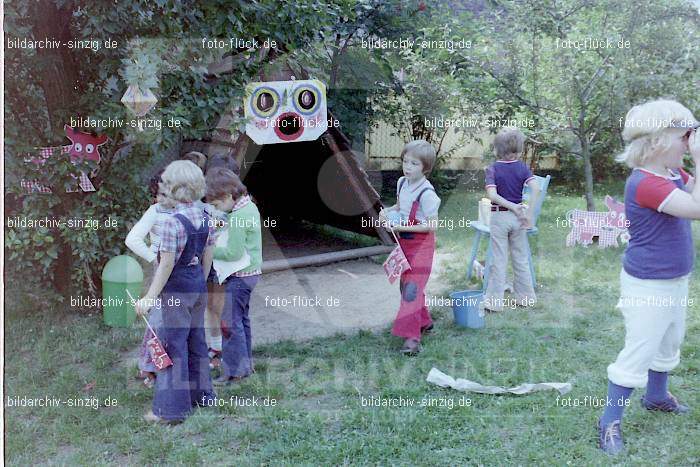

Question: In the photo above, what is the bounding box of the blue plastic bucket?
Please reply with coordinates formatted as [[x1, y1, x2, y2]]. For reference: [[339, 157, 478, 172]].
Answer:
[[449, 290, 485, 329]]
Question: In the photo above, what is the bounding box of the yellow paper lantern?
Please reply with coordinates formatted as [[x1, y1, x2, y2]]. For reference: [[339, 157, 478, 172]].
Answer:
[[121, 84, 157, 117]]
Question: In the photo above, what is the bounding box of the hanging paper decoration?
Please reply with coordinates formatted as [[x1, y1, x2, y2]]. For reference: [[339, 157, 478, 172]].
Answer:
[[121, 84, 157, 117], [566, 196, 629, 248], [65, 125, 108, 163], [20, 127, 107, 194], [244, 79, 327, 144]]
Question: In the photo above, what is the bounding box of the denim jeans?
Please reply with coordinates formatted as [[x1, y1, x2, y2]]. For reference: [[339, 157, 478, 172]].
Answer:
[[222, 275, 260, 378], [152, 291, 216, 421]]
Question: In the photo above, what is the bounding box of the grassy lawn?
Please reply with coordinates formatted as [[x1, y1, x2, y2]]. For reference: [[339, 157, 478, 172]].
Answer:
[[5, 182, 700, 465]]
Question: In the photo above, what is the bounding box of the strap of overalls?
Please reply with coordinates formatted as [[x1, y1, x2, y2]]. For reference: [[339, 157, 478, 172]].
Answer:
[[172, 213, 208, 266], [408, 187, 435, 225]]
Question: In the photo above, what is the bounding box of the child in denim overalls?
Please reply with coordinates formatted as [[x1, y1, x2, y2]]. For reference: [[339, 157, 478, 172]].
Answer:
[[136, 160, 216, 424]]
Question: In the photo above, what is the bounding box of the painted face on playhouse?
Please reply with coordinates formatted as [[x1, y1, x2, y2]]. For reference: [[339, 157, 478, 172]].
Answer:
[[244, 79, 327, 145]]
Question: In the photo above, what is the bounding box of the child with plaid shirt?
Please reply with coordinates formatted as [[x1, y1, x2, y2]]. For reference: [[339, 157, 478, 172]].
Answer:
[[135, 160, 218, 424]]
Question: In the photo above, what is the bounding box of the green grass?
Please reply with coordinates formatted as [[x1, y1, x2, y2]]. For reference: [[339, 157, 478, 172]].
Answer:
[[5, 184, 700, 465]]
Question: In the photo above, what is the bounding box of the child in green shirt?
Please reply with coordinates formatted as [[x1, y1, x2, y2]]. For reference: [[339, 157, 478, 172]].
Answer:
[[205, 167, 262, 385]]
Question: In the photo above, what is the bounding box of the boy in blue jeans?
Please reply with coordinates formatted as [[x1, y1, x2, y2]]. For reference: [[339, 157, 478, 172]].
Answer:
[[205, 168, 263, 385], [483, 127, 539, 312]]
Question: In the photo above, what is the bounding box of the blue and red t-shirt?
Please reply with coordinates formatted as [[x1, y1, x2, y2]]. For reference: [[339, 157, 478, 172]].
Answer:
[[623, 168, 694, 279], [484, 160, 535, 204]]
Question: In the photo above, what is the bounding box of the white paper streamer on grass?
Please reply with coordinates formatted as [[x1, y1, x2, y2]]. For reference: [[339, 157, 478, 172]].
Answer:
[[426, 368, 572, 395]]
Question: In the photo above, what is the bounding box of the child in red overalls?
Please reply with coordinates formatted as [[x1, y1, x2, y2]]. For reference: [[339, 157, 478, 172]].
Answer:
[[380, 140, 441, 354]]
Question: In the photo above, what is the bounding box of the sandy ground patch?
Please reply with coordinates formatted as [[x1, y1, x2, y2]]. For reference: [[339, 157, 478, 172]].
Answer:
[[251, 251, 455, 345]]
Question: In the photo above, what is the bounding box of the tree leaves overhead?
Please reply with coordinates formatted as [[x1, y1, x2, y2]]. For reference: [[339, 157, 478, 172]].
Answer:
[[5, 0, 699, 295]]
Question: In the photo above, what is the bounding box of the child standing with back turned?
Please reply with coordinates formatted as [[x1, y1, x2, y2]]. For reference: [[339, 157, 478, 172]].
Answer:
[[135, 160, 217, 424], [380, 140, 441, 355], [482, 127, 539, 312]]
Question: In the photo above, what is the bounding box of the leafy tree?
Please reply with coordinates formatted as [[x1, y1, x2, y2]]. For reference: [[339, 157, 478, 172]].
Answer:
[[5, 0, 337, 298], [452, 0, 699, 209]]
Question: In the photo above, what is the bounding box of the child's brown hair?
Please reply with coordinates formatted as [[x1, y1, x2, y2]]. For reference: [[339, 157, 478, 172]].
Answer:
[[401, 140, 437, 174], [182, 151, 207, 170], [206, 167, 247, 201], [493, 127, 526, 160]]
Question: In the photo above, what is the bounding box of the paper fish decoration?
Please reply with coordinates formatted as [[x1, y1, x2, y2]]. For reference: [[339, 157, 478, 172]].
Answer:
[[65, 125, 108, 163], [21, 144, 97, 194]]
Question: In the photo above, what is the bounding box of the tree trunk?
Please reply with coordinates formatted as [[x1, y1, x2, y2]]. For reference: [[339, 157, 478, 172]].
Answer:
[[581, 136, 595, 211], [32, 0, 80, 138], [329, 34, 342, 88], [32, 0, 81, 296]]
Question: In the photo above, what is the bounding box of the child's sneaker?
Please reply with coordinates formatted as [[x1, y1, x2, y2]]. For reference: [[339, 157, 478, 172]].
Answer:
[[139, 371, 155, 389], [399, 338, 422, 355], [208, 348, 222, 370], [143, 410, 182, 425], [640, 392, 689, 414], [597, 418, 624, 455]]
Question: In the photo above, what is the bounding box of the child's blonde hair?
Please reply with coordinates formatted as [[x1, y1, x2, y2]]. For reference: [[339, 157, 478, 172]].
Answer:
[[493, 127, 526, 160], [160, 160, 206, 203], [402, 140, 437, 174], [617, 99, 697, 168]]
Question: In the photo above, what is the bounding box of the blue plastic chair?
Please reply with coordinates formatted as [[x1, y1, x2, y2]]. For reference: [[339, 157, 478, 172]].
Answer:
[[466, 174, 551, 290]]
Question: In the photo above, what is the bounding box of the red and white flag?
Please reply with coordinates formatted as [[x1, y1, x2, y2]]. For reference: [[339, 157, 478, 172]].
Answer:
[[383, 244, 411, 284]]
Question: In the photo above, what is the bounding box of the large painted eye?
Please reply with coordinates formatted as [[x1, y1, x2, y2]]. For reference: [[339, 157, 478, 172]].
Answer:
[[292, 84, 321, 115], [250, 86, 280, 118], [85, 144, 95, 154], [74, 143, 83, 152], [257, 93, 274, 112], [299, 90, 314, 109]]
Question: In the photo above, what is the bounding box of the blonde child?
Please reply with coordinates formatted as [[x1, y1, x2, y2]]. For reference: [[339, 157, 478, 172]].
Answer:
[[205, 167, 263, 385], [135, 160, 217, 424], [182, 151, 240, 369], [482, 127, 539, 312], [379, 140, 441, 355], [597, 100, 699, 454]]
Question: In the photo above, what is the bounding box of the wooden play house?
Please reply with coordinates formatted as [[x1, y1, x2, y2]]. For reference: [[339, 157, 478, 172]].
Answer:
[[182, 61, 394, 271]]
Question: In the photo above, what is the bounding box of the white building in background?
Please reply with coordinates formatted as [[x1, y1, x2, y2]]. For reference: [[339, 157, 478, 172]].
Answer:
[[363, 120, 559, 171]]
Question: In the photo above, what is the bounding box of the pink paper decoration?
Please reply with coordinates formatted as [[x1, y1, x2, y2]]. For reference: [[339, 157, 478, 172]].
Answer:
[[566, 195, 629, 248], [20, 125, 107, 194], [383, 244, 411, 283], [65, 125, 108, 163]]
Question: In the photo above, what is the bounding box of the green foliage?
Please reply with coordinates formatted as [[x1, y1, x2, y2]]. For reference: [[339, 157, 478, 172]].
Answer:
[[4, 0, 337, 297], [5, 0, 699, 296], [450, 0, 699, 206]]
